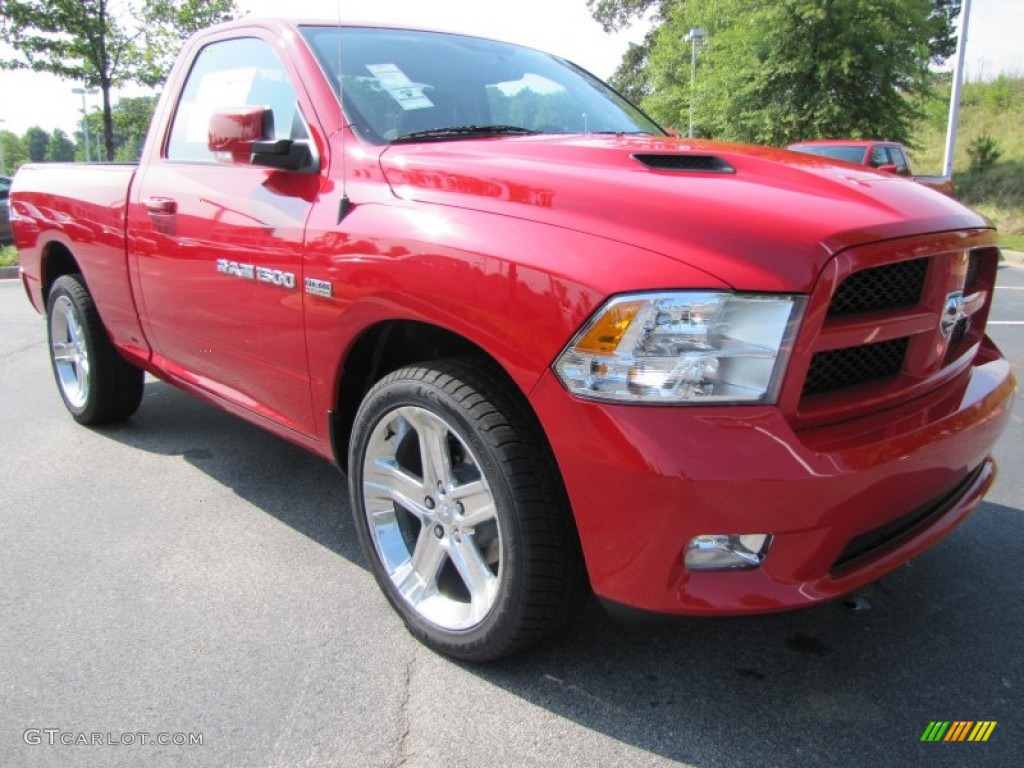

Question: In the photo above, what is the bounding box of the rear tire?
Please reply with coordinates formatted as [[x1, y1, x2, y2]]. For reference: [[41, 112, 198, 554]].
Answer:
[[46, 274, 144, 425], [349, 359, 584, 661]]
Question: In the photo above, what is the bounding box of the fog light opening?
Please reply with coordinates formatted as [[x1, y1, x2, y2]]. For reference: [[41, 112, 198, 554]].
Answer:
[[685, 533, 773, 571]]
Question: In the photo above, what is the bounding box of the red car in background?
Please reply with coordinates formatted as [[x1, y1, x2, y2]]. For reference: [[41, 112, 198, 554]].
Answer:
[[787, 139, 954, 196]]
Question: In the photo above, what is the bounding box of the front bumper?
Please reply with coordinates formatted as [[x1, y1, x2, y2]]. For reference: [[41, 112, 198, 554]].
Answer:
[[530, 336, 1015, 615]]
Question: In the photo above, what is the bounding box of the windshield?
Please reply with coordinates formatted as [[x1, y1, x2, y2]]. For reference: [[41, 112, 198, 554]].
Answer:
[[788, 145, 868, 164], [301, 26, 663, 143]]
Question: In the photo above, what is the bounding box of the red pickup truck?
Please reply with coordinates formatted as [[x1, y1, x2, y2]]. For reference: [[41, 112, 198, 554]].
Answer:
[[786, 139, 955, 196], [11, 19, 1015, 660]]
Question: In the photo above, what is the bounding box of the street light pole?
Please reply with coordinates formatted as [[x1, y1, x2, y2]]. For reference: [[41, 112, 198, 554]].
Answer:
[[684, 28, 707, 139], [71, 87, 99, 162], [942, 0, 973, 179]]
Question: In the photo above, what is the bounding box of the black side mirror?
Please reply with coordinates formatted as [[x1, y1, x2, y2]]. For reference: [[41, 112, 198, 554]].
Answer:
[[252, 139, 317, 173]]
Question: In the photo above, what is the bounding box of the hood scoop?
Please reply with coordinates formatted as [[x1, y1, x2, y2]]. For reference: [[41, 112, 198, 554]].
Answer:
[[632, 153, 736, 174]]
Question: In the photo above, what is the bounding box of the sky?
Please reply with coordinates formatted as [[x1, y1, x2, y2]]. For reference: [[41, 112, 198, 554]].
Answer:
[[0, 0, 1020, 139]]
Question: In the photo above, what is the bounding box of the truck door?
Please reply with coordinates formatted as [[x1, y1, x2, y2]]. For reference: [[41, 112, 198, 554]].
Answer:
[[887, 146, 912, 177], [129, 36, 322, 435]]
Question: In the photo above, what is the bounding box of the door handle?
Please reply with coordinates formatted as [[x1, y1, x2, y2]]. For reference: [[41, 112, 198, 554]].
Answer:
[[143, 197, 177, 215]]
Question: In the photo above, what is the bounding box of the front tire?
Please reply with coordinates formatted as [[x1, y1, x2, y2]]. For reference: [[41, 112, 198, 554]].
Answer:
[[46, 274, 144, 425], [349, 360, 584, 661]]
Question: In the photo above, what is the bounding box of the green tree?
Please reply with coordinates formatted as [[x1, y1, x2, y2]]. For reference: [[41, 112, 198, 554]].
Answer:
[[586, 0, 674, 32], [23, 126, 50, 162], [112, 96, 157, 160], [139, 0, 238, 86], [1, 131, 30, 175], [928, 0, 962, 60], [609, 33, 657, 104], [633, 0, 960, 145], [77, 111, 105, 162], [1, 1, 143, 161], [1, 1, 235, 161], [46, 129, 77, 162], [76, 96, 156, 161]]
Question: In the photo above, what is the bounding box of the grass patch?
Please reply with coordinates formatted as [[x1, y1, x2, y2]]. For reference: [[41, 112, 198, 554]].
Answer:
[[0, 245, 18, 267], [998, 232, 1024, 252], [910, 76, 1024, 248]]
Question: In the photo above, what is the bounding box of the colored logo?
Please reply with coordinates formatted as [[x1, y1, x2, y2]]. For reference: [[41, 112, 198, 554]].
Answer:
[[921, 721, 997, 742]]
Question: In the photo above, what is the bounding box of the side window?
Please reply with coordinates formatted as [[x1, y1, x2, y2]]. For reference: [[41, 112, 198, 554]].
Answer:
[[889, 147, 910, 176], [167, 37, 308, 162], [869, 147, 888, 168]]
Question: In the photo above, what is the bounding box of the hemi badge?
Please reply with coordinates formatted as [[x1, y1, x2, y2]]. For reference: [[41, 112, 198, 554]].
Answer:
[[305, 277, 334, 298]]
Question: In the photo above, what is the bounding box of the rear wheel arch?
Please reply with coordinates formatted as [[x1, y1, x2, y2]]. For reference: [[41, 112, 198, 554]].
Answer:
[[41, 241, 83, 303]]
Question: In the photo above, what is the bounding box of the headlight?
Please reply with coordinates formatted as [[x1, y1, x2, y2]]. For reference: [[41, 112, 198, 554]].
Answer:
[[553, 291, 805, 404]]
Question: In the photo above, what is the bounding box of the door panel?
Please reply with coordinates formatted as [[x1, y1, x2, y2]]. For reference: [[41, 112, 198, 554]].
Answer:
[[129, 36, 321, 434]]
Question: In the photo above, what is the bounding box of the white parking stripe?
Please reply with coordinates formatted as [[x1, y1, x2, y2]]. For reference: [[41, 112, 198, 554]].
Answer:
[[989, 321, 1024, 325]]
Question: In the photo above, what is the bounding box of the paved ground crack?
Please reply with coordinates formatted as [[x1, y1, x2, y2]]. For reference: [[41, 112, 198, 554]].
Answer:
[[391, 645, 418, 768], [0, 340, 46, 362]]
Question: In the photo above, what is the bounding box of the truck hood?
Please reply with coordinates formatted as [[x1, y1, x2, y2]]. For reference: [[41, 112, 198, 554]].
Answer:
[[378, 135, 987, 292]]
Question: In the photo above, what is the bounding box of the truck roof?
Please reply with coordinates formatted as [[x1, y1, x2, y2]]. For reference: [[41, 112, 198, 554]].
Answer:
[[788, 139, 899, 148]]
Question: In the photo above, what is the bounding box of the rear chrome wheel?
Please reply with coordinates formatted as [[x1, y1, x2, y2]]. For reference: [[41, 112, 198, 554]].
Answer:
[[349, 360, 584, 661], [50, 293, 91, 410], [46, 275, 144, 425]]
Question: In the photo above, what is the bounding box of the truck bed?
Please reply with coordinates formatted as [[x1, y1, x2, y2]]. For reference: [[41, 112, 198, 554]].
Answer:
[[12, 163, 147, 361]]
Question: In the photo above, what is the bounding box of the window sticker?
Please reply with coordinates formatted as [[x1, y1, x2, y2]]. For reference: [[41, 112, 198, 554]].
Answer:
[[365, 63, 434, 111]]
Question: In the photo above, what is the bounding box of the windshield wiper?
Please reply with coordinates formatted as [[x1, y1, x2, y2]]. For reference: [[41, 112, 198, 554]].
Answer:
[[391, 125, 540, 143]]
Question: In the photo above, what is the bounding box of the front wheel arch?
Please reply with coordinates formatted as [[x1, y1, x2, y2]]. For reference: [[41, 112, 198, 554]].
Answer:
[[333, 320, 510, 470]]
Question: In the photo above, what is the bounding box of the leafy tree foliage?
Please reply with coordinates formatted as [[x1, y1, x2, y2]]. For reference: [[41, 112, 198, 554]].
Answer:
[[0, 131, 29, 175], [78, 96, 157, 161], [487, 87, 584, 131], [46, 129, 77, 162], [586, 0, 672, 32], [1, 1, 142, 161], [139, 0, 238, 87], [23, 126, 50, 162], [1, 1, 235, 160], [927, 0, 962, 60], [967, 134, 1001, 172], [638, 0, 958, 145], [609, 33, 657, 104], [592, 0, 961, 145]]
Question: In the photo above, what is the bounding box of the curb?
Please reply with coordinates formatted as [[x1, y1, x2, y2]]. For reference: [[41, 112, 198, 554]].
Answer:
[[1001, 249, 1024, 268], [0, 265, 20, 280]]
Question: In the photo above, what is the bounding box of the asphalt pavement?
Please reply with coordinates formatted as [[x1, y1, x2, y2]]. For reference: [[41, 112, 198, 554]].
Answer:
[[1, 268, 1021, 768]]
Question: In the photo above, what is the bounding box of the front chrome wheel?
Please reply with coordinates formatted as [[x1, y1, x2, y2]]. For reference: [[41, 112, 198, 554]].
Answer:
[[49, 293, 91, 409], [349, 360, 585, 661], [362, 405, 502, 631]]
